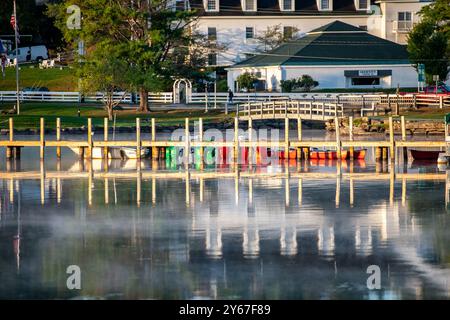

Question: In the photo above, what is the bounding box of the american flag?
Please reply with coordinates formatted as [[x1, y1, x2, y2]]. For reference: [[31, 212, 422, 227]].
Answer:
[[10, 14, 20, 44]]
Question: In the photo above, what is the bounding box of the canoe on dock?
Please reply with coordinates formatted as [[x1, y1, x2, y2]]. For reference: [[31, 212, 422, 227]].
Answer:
[[410, 150, 442, 161]]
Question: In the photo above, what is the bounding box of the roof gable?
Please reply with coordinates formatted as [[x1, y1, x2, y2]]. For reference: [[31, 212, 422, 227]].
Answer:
[[231, 21, 410, 67]]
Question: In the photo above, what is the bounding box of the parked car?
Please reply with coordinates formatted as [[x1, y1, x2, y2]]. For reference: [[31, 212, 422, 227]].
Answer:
[[421, 83, 450, 95], [7, 45, 49, 63]]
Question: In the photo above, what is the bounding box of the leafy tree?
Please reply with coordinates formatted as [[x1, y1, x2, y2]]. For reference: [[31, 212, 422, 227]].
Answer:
[[236, 72, 258, 91], [407, 0, 450, 84], [78, 44, 131, 120], [255, 24, 301, 52], [281, 75, 319, 92], [48, 0, 203, 112], [299, 75, 319, 92]]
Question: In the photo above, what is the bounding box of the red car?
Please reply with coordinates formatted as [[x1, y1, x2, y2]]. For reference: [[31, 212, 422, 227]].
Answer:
[[421, 83, 450, 95]]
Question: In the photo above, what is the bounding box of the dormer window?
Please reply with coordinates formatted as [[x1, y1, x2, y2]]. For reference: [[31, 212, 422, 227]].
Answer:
[[281, 0, 295, 11], [356, 0, 369, 10], [242, 0, 257, 12], [204, 0, 219, 12], [318, 0, 333, 11]]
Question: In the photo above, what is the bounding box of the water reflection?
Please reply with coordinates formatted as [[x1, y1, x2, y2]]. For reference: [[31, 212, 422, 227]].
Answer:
[[1, 159, 450, 299]]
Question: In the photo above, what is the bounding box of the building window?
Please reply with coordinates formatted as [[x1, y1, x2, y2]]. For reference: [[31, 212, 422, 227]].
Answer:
[[246, 27, 254, 39], [320, 0, 330, 10], [398, 12, 412, 30], [205, 0, 218, 12], [351, 78, 380, 86], [284, 26, 294, 39], [282, 0, 294, 11], [358, 25, 368, 31], [358, 0, 368, 10], [208, 27, 217, 41], [208, 53, 217, 66], [244, 0, 256, 11]]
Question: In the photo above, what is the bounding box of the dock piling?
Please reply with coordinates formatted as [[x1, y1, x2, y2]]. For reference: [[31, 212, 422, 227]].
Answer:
[[389, 117, 395, 160], [349, 116, 354, 159], [136, 118, 141, 160], [56, 118, 61, 158], [87, 118, 92, 159], [40, 118, 45, 160], [401, 116, 407, 163], [335, 117, 341, 159], [297, 117, 302, 160], [104, 118, 109, 159]]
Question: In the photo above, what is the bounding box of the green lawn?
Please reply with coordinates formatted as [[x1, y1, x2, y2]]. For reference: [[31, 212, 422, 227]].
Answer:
[[0, 102, 233, 130], [0, 65, 77, 91]]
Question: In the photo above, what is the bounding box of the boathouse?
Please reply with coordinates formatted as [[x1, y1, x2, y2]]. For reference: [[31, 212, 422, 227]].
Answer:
[[227, 21, 418, 91]]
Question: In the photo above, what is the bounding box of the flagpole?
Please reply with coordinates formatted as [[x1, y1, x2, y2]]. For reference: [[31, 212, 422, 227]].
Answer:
[[13, 0, 20, 115]]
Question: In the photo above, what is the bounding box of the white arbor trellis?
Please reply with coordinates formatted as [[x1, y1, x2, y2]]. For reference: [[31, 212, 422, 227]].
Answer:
[[173, 78, 192, 104]]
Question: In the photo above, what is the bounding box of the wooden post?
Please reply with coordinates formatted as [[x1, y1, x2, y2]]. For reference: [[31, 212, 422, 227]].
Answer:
[[87, 118, 92, 159], [349, 116, 354, 160], [6, 118, 13, 160], [303, 147, 310, 160], [56, 118, 61, 158], [136, 118, 141, 160], [9, 118, 13, 142], [151, 118, 157, 159], [40, 118, 45, 160], [389, 116, 395, 160], [382, 147, 388, 160], [234, 117, 239, 163], [102, 118, 108, 159], [297, 117, 302, 160], [248, 117, 253, 165], [199, 118, 204, 163], [284, 118, 289, 160], [375, 147, 382, 161], [6, 147, 12, 159], [184, 118, 189, 167], [401, 116, 407, 163], [335, 117, 341, 159]]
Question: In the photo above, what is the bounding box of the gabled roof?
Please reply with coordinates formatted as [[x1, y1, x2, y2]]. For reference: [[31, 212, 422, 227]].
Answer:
[[308, 20, 365, 33], [190, 0, 374, 16], [230, 21, 410, 68]]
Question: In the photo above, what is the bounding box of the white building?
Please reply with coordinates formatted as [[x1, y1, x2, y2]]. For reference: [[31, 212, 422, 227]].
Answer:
[[226, 21, 419, 90], [189, 0, 432, 66]]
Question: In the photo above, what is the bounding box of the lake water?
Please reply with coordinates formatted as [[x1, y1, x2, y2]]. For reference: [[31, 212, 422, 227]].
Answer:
[[1, 132, 450, 300]]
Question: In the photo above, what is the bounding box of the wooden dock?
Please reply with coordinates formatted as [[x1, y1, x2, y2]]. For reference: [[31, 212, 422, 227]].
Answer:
[[0, 115, 447, 163]]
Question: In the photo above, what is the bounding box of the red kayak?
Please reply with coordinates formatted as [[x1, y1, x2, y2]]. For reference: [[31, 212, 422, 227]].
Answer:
[[410, 150, 442, 161], [310, 150, 348, 160]]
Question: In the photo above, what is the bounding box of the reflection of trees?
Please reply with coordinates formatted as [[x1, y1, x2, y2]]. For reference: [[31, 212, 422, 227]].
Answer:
[[407, 180, 450, 265]]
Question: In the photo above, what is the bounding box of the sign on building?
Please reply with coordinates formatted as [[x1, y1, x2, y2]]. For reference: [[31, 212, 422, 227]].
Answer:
[[358, 70, 378, 77]]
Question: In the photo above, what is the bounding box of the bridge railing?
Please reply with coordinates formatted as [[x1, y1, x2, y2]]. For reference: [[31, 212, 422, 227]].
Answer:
[[237, 100, 344, 120]]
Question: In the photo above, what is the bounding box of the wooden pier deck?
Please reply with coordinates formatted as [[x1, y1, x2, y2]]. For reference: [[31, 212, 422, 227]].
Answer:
[[0, 115, 447, 163]]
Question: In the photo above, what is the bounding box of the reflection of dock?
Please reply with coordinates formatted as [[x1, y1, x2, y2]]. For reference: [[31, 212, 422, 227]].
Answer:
[[1, 162, 449, 208]]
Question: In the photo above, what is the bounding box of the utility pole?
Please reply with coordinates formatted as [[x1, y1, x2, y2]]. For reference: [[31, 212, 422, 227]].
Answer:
[[13, 0, 20, 115]]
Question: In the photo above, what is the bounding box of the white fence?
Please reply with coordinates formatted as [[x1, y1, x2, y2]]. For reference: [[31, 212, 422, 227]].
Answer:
[[0, 91, 173, 104], [1, 90, 448, 109]]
